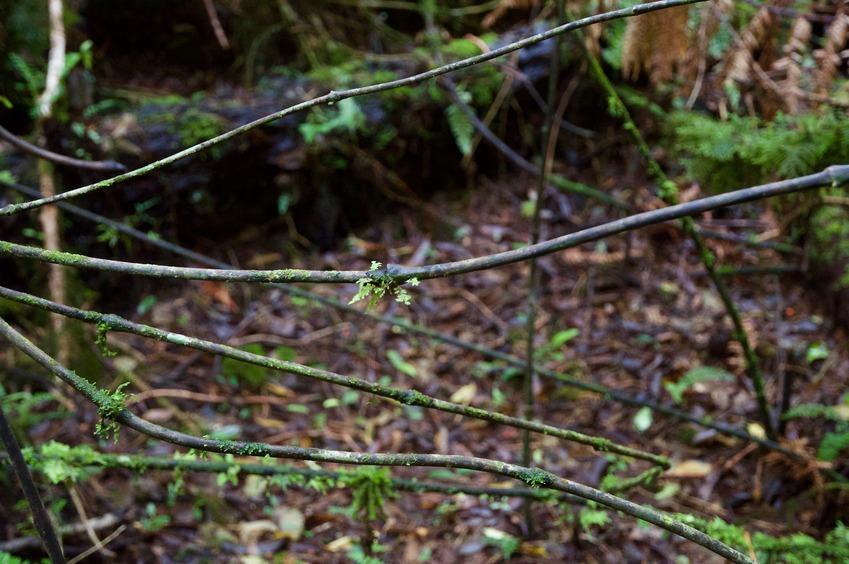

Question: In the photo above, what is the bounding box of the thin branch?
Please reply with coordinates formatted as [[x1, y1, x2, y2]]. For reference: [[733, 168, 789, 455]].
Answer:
[[0, 317, 753, 563], [0, 180, 828, 466], [0, 399, 65, 563], [0, 0, 708, 217], [441, 80, 627, 209], [11, 451, 585, 504], [0, 286, 666, 467], [3, 165, 844, 283], [0, 125, 126, 172]]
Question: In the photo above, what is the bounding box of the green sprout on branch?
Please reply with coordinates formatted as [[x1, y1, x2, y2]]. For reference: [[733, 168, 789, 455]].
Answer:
[[94, 382, 132, 441], [349, 261, 420, 310]]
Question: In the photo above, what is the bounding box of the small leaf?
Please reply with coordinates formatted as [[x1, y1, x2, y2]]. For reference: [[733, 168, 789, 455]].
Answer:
[[806, 342, 829, 364], [449, 383, 477, 405], [632, 406, 653, 433], [550, 329, 580, 347], [445, 102, 474, 156], [386, 349, 418, 378]]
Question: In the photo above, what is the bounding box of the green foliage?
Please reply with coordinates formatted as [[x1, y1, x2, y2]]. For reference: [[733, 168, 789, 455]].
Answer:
[[535, 328, 580, 363], [339, 467, 398, 522], [25, 441, 100, 484], [216, 454, 241, 487], [445, 101, 474, 156], [96, 197, 162, 252], [675, 514, 849, 563], [386, 349, 418, 378], [808, 205, 849, 288], [0, 386, 70, 432], [347, 542, 388, 564], [349, 261, 420, 310], [665, 366, 735, 404], [94, 382, 132, 441], [0, 551, 49, 564], [220, 343, 269, 387], [174, 108, 229, 156], [783, 402, 849, 462], [7, 40, 93, 118], [299, 98, 365, 144], [668, 109, 849, 192], [138, 502, 171, 533], [805, 341, 830, 364], [481, 528, 520, 559], [578, 504, 611, 536]]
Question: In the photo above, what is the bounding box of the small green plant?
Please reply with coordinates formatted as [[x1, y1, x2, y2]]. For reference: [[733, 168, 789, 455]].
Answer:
[[138, 502, 171, 533], [445, 88, 474, 156], [481, 527, 520, 559], [216, 454, 241, 487], [0, 386, 70, 432], [783, 402, 849, 462], [174, 108, 229, 156], [347, 541, 388, 564], [94, 382, 132, 441], [676, 514, 849, 563], [664, 366, 735, 404], [578, 503, 611, 539], [349, 261, 419, 310], [29, 441, 100, 484], [299, 97, 365, 144], [339, 467, 398, 522], [535, 328, 580, 363]]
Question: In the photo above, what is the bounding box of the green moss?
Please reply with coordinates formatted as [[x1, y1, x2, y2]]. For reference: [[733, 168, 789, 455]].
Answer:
[[518, 468, 553, 489]]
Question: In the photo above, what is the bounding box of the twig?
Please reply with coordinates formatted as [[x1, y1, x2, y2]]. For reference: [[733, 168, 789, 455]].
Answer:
[[0, 0, 709, 217], [202, 0, 230, 50], [0, 125, 126, 172], [0, 398, 65, 563], [3, 165, 845, 284], [0, 180, 828, 464], [0, 287, 666, 467], [0, 317, 753, 563], [583, 43, 782, 440]]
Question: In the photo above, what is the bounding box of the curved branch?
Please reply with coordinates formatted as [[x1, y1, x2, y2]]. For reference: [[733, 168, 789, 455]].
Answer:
[[2, 165, 845, 283], [0, 178, 814, 462], [0, 286, 666, 467], [0, 0, 708, 217], [0, 316, 753, 563], [0, 125, 126, 172]]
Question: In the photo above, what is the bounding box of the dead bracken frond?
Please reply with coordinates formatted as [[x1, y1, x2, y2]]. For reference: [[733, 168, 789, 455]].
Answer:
[[771, 16, 813, 114], [762, 438, 830, 508], [814, 10, 849, 96], [621, 5, 692, 82], [724, 7, 776, 90]]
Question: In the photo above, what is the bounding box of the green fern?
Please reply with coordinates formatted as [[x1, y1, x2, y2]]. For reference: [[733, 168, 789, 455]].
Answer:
[[445, 99, 474, 156], [339, 467, 398, 522], [664, 366, 735, 404], [668, 108, 849, 192], [675, 515, 849, 563]]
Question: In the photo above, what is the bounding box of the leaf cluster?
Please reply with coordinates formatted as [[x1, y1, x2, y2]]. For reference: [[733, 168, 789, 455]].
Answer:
[[668, 109, 849, 192]]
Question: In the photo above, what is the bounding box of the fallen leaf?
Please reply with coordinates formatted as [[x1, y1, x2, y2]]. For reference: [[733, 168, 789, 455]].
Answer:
[[450, 383, 477, 405], [666, 459, 713, 478]]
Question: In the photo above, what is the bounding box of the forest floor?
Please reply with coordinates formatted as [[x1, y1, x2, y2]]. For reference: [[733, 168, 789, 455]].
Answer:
[[4, 157, 848, 562]]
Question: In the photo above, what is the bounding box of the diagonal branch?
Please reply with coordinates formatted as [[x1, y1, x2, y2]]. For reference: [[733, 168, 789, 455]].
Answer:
[[0, 0, 708, 217], [0, 286, 666, 467], [2, 165, 845, 283], [0, 315, 753, 563]]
